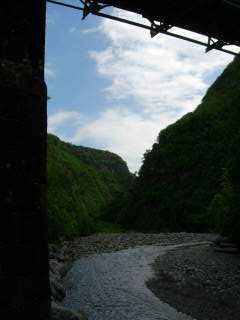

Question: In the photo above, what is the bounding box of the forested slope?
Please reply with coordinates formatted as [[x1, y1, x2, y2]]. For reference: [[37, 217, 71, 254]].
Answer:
[[117, 57, 240, 243], [47, 134, 132, 242]]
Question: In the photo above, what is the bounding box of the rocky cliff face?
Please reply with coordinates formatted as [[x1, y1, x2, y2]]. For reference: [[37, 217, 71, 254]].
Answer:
[[117, 57, 240, 242]]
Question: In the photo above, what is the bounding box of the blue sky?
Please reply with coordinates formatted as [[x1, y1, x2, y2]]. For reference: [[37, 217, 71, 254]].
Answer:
[[46, 1, 111, 142], [46, 0, 235, 172]]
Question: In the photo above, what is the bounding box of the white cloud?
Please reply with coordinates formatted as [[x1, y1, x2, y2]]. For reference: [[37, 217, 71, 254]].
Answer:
[[49, 9, 235, 172], [80, 27, 99, 35], [72, 108, 173, 172], [48, 110, 83, 141], [69, 26, 99, 35], [48, 110, 81, 129], [84, 9, 233, 171], [91, 9, 232, 116], [45, 64, 56, 80]]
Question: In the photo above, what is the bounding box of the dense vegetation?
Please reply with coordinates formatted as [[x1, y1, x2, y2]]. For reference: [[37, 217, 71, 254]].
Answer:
[[48, 58, 240, 244], [115, 57, 240, 243], [47, 134, 132, 242]]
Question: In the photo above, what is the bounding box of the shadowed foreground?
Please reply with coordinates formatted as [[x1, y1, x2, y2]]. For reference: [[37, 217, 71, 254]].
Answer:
[[148, 245, 240, 320]]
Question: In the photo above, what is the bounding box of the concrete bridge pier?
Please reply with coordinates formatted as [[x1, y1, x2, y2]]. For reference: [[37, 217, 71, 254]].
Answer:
[[0, 1, 50, 319]]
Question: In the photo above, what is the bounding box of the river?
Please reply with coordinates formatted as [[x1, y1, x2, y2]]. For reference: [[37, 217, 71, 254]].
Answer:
[[63, 244, 199, 320]]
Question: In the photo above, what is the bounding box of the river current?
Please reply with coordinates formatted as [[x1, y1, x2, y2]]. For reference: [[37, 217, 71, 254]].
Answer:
[[63, 244, 197, 320]]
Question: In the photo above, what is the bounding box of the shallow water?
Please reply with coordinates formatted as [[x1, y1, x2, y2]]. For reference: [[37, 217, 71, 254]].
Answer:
[[63, 245, 197, 320]]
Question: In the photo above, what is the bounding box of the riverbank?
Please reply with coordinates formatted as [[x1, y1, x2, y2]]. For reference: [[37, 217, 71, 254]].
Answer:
[[63, 243, 210, 320], [49, 232, 215, 299], [49, 232, 239, 319], [60, 232, 216, 259], [147, 244, 240, 320]]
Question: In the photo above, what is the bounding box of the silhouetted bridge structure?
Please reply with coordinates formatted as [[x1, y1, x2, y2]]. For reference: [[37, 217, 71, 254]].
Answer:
[[48, 0, 240, 55], [0, 1, 239, 319]]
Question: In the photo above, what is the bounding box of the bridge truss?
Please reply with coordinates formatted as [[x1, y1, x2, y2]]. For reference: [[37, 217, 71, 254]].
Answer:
[[47, 0, 240, 56]]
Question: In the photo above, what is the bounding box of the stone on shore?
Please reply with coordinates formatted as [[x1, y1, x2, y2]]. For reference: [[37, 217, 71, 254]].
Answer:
[[51, 302, 86, 320], [50, 277, 66, 302]]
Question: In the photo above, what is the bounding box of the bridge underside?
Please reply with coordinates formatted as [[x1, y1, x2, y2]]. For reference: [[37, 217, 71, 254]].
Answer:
[[100, 0, 240, 47]]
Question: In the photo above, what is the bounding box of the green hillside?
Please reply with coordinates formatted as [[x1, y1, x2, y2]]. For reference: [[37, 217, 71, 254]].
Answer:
[[47, 134, 132, 242], [116, 57, 240, 243]]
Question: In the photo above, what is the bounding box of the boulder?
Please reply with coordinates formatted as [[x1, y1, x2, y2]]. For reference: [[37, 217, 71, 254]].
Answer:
[[50, 259, 65, 274], [49, 244, 60, 259], [50, 278, 66, 302], [212, 235, 227, 246], [51, 302, 86, 320]]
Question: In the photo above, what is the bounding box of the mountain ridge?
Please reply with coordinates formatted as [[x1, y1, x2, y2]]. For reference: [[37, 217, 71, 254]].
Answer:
[[47, 133, 132, 242], [115, 57, 240, 243]]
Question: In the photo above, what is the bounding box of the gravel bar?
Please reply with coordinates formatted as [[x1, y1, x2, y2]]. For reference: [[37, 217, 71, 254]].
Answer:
[[62, 232, 217, 260], [147, 245, 240, 320], [55, 232, 239, 320]]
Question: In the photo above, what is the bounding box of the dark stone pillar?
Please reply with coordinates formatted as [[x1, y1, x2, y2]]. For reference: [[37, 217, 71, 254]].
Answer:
[[0, 1, 50, 319]]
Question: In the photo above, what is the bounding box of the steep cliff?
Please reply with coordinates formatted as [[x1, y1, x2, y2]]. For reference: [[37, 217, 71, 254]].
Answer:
[[117, 57, 240, 241]]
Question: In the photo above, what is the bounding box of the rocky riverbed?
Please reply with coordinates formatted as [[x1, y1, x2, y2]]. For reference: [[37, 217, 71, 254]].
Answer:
[[147, 244, 240, 320], [61, 232, 217, 259], [49, 232, 239, 320]]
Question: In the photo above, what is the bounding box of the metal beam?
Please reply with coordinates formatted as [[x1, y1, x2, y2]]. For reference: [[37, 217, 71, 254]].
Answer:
[[206, 38, 227, 53], [47, 0, 239, 56]]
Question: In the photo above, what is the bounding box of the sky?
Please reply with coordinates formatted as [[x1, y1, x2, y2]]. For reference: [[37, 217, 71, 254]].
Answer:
[[46, 0, 236, 172]]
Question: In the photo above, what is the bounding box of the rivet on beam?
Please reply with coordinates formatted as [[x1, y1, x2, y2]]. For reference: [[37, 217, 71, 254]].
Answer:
[[205, 37, 227, 53], [80, 0, 110, 20], [149, 20, 172, 38]]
